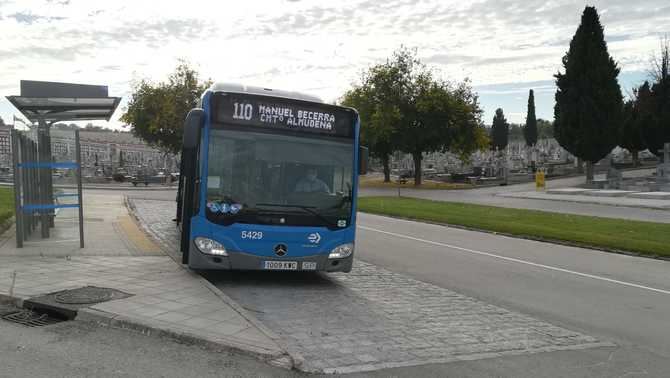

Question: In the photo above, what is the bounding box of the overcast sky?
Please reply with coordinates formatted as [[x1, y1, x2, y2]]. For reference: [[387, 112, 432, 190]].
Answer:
[[1, 0, 668, 129]]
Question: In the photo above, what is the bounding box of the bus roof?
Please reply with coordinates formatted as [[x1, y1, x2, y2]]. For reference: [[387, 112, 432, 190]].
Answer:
[[209, 82, 324, 103]]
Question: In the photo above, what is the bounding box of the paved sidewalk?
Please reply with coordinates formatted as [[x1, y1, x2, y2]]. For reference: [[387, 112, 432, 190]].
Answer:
[[0, 192, 290, 368], [360, 169, 670, 223], [498, 190, 670, 211]]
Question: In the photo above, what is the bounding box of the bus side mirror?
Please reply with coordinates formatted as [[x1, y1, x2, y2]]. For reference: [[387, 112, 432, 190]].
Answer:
[[183, 108, 205, 149], [358, 146, 369, 175]]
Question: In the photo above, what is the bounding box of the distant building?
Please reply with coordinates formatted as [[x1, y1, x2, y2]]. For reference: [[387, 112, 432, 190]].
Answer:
[[49, 129, 176, 175], [0, 123, 13, 167], [0, 125, 176, 174]]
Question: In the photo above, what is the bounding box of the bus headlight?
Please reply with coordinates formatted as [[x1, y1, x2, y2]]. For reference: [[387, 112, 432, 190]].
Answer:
[[329, 243, 354, 259], [194, 237, 228, 256]]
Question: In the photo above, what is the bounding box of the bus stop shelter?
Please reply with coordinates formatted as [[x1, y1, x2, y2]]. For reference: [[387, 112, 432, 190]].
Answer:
[[6, 80, 121, 248]]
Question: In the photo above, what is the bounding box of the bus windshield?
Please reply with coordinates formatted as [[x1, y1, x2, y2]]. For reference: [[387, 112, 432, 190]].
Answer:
[[205, 128, 354, 229]]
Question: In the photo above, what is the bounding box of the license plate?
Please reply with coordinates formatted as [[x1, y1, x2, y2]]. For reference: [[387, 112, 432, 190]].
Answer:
[[263, 261, 298, 270], [302, 262, 317, 270]]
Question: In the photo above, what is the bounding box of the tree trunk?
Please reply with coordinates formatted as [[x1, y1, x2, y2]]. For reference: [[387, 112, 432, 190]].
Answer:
[[382, 155, 391, 183], [585, 161, 594, 184], [632, 150, 639, 167], [412, 152, 422, 186], [576, 157, 584, 173]]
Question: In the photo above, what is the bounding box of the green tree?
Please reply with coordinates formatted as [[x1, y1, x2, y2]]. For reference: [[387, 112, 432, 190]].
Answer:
[[621, 87, 648, 166], [644, 38, 670, 160], [398, 72, 486, 185], [341, 49, 413, 182], [508, 124, 523, 140], [122, 63, 211, 154], [554, 6, 623, 182], [524, 90, 538, 147], [342, 48, 487, 186], [490, 108, 509, 151], [537, 119, 554, 139]]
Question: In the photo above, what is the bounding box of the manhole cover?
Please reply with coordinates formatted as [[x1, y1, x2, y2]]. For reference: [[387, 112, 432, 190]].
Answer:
[[3, 310, 65, 327], [0, 303, 19, 316], [54, 286, 131, 305]]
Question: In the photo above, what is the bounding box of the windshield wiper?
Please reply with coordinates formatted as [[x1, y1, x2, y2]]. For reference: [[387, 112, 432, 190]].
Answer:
[[255, 203, 339, 228]]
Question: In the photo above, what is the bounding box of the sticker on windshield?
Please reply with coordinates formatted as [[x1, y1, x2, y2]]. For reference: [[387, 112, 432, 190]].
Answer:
[[337, 220, 347, 228], [207, 201, 222, 213], [230, 203, 243, 214], [207, 201, 243, 214]]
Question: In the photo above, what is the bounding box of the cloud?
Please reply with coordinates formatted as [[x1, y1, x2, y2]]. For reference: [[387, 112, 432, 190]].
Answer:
[[7, 11, 65, 24], [0, 43, 96, 61], [475, 80, 556, 95], [0, 0, 669, 129]]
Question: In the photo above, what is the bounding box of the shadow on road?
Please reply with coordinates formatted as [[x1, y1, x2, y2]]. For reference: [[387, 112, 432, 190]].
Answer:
[[201, 270, 340, 289]]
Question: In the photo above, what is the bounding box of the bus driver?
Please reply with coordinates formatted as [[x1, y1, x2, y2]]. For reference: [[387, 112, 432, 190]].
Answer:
[[294, 167, 330, 193]]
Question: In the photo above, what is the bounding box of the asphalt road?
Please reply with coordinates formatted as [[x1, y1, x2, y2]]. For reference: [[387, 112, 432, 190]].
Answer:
[[1, 311, 654, 378], [0, 306, 298, 378], [356, 212, 670, 374], [119, 188, 670, 375]]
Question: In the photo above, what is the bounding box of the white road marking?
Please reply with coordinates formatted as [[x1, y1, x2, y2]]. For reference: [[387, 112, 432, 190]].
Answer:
[[359, 225, 670, 296]]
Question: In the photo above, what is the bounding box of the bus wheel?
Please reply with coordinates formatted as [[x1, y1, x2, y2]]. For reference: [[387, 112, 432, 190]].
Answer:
[[180, 233, 190, 264]]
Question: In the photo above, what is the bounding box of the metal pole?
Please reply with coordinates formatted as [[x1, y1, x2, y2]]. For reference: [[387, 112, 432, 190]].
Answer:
[[37, 121, 49, 238], [20, 134, 29, 240], [46, 124, 54, 228], [23, 135, 31, 240], [10, 130, 23, 248], [75, 129, 84, 248], [22, 135, 29, 239], [29, 138, 36, 236]]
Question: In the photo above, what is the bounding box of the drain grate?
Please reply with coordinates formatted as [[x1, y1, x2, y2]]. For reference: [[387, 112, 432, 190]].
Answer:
[[2, 310, 65, 327], [0, 303, 19, 316], [54, 286, 130, 305]]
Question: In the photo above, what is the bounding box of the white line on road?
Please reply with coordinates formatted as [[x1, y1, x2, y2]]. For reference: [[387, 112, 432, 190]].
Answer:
[[359, 225, 670, 296]]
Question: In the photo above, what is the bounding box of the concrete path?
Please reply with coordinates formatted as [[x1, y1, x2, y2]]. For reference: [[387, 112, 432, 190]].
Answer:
[[0, 192, 290, 368], [499, 190, 670, 211]]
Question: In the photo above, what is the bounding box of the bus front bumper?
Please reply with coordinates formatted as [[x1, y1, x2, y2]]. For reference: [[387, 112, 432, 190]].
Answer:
[[188, 244, 353, 273]]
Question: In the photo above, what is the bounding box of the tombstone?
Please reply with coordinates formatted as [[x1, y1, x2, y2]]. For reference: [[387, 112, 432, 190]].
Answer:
[[658, 143, 670, 183], [598, 153, 612, 170], [606, 166, 622, 189]]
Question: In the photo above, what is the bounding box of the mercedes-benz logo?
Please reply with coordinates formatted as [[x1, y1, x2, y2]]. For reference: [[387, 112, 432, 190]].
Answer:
[[274, 244, 288, 256]]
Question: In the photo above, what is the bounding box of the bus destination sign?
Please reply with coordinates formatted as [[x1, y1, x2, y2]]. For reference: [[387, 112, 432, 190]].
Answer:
[[214, 93, 355, 137]]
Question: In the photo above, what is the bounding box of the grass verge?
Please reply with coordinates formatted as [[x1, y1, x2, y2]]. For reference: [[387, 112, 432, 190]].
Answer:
[[0, 187, 14, 232], [359, 177, 474, 190], [358, 196, 670, 258]]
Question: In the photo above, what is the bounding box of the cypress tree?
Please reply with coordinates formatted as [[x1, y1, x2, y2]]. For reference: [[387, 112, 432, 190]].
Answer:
[[554, 6, 623, 182], [643, 40, 670, 160], [621, 96, 646, 167], [491, 108, 509, 151], [524, 89, 538, 147]]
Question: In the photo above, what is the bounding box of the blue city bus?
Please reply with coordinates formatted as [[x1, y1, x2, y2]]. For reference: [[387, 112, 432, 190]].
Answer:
[[176, 83, 367, 272]]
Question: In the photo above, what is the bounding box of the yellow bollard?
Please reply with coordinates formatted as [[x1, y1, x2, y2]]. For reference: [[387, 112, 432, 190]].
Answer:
[[535, 169, 545, 191]]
